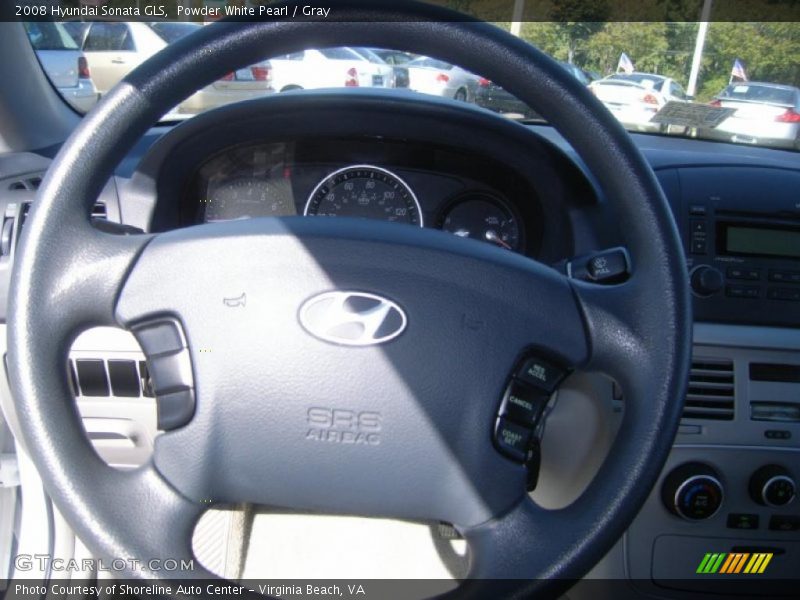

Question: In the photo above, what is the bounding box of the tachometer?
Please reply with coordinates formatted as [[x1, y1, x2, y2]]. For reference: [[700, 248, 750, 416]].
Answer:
[[304, 165, 423, 226], [204, 177, 295, 222]]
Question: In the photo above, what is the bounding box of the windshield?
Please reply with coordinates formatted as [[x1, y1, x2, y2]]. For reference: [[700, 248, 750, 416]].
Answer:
[[26, 10, 800, 152]]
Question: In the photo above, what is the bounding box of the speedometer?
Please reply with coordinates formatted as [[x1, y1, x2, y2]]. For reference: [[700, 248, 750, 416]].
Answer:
[[304, 165, 423, 226]]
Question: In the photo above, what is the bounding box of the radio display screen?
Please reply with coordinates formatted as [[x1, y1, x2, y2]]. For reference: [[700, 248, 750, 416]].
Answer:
[[724, 225, 800, 258]]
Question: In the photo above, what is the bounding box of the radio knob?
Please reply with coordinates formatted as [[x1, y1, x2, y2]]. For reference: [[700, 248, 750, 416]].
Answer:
[[662, 462, 724, 520], [691, 265, 724, 296], [750, 465, 796, 507]]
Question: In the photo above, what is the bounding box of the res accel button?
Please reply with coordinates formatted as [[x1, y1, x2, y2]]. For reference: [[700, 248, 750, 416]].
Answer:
[[516, 357, 565, 393], [493, 418, 532, 462], [499, 381, 547, 427]]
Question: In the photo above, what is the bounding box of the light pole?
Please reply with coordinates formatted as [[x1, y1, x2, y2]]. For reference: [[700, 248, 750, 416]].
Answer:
[[686, 0, 713, 99], [510, 0, 525, 37]]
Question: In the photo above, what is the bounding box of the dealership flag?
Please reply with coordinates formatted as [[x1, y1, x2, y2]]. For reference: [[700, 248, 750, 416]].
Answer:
[[731, 59, 748, 82], [617, 52, 635, 74]]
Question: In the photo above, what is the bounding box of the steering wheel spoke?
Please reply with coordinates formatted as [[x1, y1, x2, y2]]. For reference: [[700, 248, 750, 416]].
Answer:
[[570, 272, 689, 415]]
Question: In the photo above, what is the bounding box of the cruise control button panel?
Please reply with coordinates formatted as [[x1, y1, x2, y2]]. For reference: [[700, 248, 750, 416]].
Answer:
[[132, 319, 196, 431], [492, 352, 569, 490]]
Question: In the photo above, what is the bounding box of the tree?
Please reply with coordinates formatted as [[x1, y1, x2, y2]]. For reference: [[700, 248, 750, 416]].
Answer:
[[548, 0, 611, 64], [584, 23, 669, 75]]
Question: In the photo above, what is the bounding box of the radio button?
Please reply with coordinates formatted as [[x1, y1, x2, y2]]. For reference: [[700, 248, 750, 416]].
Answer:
[[727, 267, 761, 281], [689, 205, 707, 216], [768, 270, 800, 283], [692, 266, 724, 296], [690, 238, 707, 255], [690, 219, 707, 234], [768, 287, 800, 301], [769, 271, 786, 282], [725, 285, 759, 299]]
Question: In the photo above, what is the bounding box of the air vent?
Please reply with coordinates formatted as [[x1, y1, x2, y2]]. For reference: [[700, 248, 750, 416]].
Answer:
[[683, 358, 735, 421], [91, 202, 107, 219], [14, 201, 106, 245], [70, 357, 152, 398], [6, 175, 41, 191]]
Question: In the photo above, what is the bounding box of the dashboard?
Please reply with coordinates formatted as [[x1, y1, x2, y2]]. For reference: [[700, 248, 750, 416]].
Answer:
[[0, 95, 798, 597]]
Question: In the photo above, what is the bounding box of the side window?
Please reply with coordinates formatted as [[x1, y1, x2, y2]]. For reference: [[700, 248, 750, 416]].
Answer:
[[84, 23, 134, 52]]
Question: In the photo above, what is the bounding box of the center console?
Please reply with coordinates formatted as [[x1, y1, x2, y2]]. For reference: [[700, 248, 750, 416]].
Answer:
[[596, 166, 800, 598]]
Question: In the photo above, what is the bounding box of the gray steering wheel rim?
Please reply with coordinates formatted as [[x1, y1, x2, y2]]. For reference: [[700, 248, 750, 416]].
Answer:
[[7, 1, 691, 597]]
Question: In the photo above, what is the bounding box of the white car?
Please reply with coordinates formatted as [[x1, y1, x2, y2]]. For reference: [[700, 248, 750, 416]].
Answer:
[[705, 82, 800, 150], [24, 22, 98, 113], [590, 72, 689, 132], [62, 21, 273, 115], [406, 56, 480, 102], [269, 47, 393, 92]]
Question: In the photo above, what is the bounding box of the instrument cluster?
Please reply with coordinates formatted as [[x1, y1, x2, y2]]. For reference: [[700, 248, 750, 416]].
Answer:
[[187, 140, 539, 255]]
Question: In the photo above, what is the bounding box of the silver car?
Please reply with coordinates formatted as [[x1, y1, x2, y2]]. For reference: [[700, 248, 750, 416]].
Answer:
[[704, 82, 800, 150], [24, 22, 99, 113]]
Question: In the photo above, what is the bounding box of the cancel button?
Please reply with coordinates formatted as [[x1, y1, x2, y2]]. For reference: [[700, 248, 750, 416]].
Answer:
[[500, 381, 548, 427]]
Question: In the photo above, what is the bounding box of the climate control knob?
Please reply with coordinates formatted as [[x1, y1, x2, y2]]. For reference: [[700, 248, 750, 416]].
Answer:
[[662, 462, 724, 520], [690, 265, 724, 297], [750, 465, 796, 507]]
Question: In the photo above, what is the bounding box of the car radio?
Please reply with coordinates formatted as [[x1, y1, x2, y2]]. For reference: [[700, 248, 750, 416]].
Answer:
[[674, 166, 800, 327]]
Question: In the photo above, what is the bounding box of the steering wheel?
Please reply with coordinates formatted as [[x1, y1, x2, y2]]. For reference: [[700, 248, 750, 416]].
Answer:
[[8, 1, 691, 597]]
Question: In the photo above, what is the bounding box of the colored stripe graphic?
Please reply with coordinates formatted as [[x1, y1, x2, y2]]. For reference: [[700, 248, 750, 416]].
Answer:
[[697, 552, 773, 574], [758, 553, 773, 573], [696, 553, 715, 573], [732, 553, 749, 573], [718, 553, 735, 573], [720, 553, 748, 573], [697, 553, 726, 573]]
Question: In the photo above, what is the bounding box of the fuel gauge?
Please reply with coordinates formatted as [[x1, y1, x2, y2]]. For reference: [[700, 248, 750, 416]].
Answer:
[[438, 193, 522, 252]]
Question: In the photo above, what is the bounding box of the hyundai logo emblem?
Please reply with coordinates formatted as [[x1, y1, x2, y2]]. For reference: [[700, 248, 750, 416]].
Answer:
[[299, 291, 407, 346]]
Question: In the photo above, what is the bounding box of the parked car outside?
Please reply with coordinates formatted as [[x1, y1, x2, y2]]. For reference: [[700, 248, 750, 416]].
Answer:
[[24, 21, 99, 113], [350, 47, 397, 88], [366, 48, 416, 88], [473, 61, 590, 119], [702, 82, 800, 150], [62, 21, 273, 115], [589, 72, 689, 132], [406, 56, 480, 101], [269, 47, 392, 92]]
